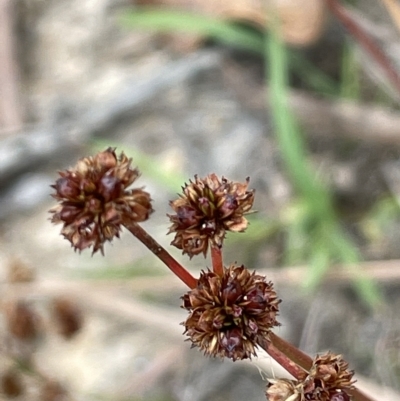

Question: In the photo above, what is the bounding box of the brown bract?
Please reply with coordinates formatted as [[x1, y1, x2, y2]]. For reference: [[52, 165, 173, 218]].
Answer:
[[168, 174, 254, 257], [182, 264, 280, 361], [50, 148, 153, 254]]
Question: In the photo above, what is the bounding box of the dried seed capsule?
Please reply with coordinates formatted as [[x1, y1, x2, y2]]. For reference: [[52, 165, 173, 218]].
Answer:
[[182, 264, 280, 361], [267, 353, 355, 401], [50, 148, 153, 254], [303, 352, 355, 401], [168, 174, 254, 257]]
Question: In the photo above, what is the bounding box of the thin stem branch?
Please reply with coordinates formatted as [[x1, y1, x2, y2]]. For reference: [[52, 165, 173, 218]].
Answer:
[[211, 245, 224, 276], [269, 332, 312, 370], [258, 336, 306, 379], [125, 223, 197, 289], [325, 0, 400, 95]]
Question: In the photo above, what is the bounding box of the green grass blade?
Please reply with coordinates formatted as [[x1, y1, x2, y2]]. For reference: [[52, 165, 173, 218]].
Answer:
[[329, 227, 382, 308], [340, 40, 360, 100], [289, 51, 340, 97], [121, 8, 264, 53], [266, 27, 333, 217], [303, 238, 331, 290], [265, 22, 381, 308]]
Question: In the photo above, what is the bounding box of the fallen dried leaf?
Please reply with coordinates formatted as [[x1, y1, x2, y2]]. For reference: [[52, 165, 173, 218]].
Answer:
[[381, 0, 400, 33]]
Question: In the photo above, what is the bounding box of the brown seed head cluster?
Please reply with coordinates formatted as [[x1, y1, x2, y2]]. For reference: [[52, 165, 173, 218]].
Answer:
[[50, 148, 153, 254], [182, 264, 280, 361], [41, 380, 68, 401], [303, 352, 355, 401], [1, 370, 24, 398], [168, 174, 254, 257], [52, 297, 83, 339], [266, 353, 354, 401], [5, 301, 40, 341]]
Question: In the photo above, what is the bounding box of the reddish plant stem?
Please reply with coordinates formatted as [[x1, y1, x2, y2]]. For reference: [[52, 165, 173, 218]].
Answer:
[[211, 245, 224, 276], [258, 336, 306, 379], [269, 332, 312, 371], [125, 223, 197, 289], [325, 0, 400, 95]]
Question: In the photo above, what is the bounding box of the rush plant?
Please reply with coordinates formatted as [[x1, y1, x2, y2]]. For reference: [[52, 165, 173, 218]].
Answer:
[[50, 147, 374, 401]]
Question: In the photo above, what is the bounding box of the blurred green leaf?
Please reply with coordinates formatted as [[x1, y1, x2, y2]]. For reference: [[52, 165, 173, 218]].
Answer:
[[361, 196, 400, 241], [304, 237, 331, 290], [265, 22, 382, 308], [121, 8, 264, 53], [340, 40, 360, 100], [93, 140, 186, 192], [290, 51, 340, 98]]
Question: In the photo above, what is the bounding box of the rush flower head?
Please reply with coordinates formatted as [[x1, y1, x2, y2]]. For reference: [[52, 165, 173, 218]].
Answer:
[[266, 379, 301, 401], [182, 264, 280, 361], [50, 148, 153, 254], [168, 174, 255, 258], [266, 353, 354, 401], [302, 352, 355, 401]]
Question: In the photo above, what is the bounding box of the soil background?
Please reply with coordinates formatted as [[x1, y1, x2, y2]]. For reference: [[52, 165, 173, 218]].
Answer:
[[1, 1, 400, 400]]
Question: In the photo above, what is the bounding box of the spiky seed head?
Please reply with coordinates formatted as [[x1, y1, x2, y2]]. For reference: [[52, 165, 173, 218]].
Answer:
[[50, 148, 153, 254], [168, 174, 254, 258], [182, 264, 280, 361], [265, 353, 354, 401], [302, 352, 355, 401], [266, 379, 301, 401], [274, 352, 354, 401]]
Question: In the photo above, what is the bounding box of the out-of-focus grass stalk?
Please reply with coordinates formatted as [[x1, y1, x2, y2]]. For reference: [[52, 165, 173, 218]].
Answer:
[[341, 40, 360, 100], [120, 8, 264, 53], [265, 19, 382, 308]]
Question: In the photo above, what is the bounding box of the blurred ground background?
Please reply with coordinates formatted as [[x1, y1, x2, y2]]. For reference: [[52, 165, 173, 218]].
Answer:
[[1, 0, 400, 400]]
